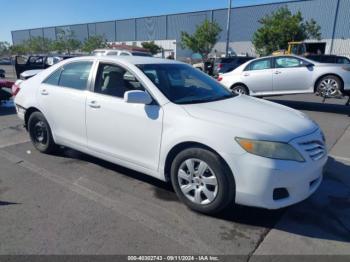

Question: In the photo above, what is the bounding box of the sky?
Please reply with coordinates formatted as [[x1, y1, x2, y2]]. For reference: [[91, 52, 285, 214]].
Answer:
[[0, 0, 291, 43]]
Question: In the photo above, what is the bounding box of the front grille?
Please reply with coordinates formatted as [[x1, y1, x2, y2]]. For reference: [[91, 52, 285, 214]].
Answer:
[[299, 140, 326, 161]]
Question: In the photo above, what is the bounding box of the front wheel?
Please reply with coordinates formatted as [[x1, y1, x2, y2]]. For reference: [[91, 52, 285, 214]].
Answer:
[[28, 112, 57, 154], [170, 147, 235, 214]]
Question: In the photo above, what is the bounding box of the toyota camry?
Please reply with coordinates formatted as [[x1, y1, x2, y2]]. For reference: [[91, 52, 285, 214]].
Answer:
[[14, 56, 327, 214]]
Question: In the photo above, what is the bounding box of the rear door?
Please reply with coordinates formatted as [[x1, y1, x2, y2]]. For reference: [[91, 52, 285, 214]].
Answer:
[[241, 58, 273, 94], [272, 56, 314, 93], [39, 60, 94, 147]]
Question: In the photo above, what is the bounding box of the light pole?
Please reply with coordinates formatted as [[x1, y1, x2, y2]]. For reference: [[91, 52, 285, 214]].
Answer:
[[225, 0, 232, 57]]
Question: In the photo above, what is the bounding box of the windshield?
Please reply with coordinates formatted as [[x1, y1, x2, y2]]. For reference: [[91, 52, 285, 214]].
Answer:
[[137, 63, 235, 104]]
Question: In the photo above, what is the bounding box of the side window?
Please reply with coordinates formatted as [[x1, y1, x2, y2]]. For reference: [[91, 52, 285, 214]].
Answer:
[[58, 61, 93, 90], [107, 52, 119, 56], [336, 57, 350, 64], [275, 57, 303, 68], [94, 63, 144, 98], [120, 52, 131, 56], [43, 67, 63, 86], [246, 58, 271, 71]]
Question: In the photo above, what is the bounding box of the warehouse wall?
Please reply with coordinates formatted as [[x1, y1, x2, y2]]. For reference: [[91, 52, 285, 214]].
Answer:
[[11, 0, 350, 58]]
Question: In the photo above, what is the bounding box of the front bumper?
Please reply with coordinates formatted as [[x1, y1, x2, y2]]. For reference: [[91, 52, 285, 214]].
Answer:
[[225, 129, 327, 209]]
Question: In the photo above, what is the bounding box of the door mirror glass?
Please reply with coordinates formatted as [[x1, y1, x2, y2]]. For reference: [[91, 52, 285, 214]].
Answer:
[[124, 90, 153, 105]]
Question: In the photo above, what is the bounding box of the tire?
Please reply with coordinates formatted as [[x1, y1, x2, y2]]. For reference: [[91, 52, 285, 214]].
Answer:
[[316, 75, 342, 98], [170, 147, 235, 214], [231, 85, 249, 95], [28, 112, 57, 154]]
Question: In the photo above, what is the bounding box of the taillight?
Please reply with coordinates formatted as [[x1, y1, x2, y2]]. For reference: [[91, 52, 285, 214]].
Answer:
[[218, 63, 223, 69], [217, 76, 223, 81], [11, 84, 21, 96]]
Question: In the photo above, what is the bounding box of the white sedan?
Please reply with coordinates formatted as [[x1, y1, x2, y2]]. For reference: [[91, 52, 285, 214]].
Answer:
[[218, 55, 350, 97], [14, 56, 327, 214]]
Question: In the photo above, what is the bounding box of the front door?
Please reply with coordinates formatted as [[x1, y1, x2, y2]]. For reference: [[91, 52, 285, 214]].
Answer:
[[86, 62, 163, 171], [272, 56, 314, 93]]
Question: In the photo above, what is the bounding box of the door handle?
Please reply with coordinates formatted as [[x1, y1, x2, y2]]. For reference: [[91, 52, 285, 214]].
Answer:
[[41, 89, 49, 95], [274, 71, 282, 75], [243, 73, 250, 77], [88, 101, 101, 109]]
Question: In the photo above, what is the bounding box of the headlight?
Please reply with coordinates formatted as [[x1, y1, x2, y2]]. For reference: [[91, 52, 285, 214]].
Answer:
[[235, 138, 305, 162]]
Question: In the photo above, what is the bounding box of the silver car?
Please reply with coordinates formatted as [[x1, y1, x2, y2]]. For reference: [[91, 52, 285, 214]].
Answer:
[[219, 55, 350, 97]]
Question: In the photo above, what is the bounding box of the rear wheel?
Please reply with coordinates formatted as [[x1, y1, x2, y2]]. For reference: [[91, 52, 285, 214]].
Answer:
[[316, 75, 342, 98], [231, 85, 249, 95], [28, 112, 57, 153], [170, 147, 235, 214]]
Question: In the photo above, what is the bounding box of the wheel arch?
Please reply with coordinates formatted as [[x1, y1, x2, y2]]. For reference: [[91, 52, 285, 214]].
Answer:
[[314, 73, 344, 92], [163, 141, 235, 185], [24, 107, 42, 130]]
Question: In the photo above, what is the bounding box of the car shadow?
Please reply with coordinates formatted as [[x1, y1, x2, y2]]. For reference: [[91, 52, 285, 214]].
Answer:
[[269, 98, 350, 116], [53, 147, 350, 243]]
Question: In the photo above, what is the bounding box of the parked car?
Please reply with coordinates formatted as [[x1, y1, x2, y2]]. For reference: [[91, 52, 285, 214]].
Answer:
[[218, 55, 350, 98], [214, 56, 254, 76], [14, 55, 75, 79], [93, 49, 152, 57], [304, 54, 350, 64], [0, 58, 11, 65], [193, 61, 214, 76], [0, 68, 5, 78], [15, 56, 326, 214]]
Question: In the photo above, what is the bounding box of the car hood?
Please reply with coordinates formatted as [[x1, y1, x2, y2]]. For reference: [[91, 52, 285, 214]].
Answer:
[[181, 95, 318, 142]]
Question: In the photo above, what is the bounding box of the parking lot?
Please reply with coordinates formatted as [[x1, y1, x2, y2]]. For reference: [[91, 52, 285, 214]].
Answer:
[[0, 91, 349, 257]]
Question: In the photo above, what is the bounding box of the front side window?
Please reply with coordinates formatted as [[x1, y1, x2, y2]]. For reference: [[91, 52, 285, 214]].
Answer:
[[275, 57, 304, 68], [137, 63, 234, 104], [94, 63, 144, 98], [247, 58, 271, 71], [58, 62, 93, 90]]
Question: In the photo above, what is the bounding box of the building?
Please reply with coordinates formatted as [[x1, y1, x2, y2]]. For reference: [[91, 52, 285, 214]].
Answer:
[[11, 0, 350, 59]]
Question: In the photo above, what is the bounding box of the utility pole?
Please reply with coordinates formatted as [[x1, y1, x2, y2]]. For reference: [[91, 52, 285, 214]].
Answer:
[[225, 0, 232, 57]]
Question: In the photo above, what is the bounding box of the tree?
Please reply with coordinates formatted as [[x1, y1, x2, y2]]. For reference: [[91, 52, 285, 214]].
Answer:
[[141, 41, 162, 55], [9, 43, 28, 55], [51, 28, 81, 54], [253, 7, 322, 56], [81, 35, 107, 53], [0, 41, 11, 56], [26, 37, 52, 54], [181, 19, 221, 59]]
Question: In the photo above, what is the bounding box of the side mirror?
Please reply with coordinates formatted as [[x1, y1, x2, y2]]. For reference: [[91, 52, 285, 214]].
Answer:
[[124, 90, 153, 105], [304, 62, 314, 67]]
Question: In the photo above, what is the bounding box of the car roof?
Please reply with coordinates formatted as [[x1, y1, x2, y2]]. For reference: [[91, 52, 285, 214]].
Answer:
[[65, 55, 183, 65]]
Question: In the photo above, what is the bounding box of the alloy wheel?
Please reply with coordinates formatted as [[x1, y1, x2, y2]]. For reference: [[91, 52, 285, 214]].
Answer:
[[177, 158, 218, 205], [231, 86, 247, 95], [318, 78, 340, 97]]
